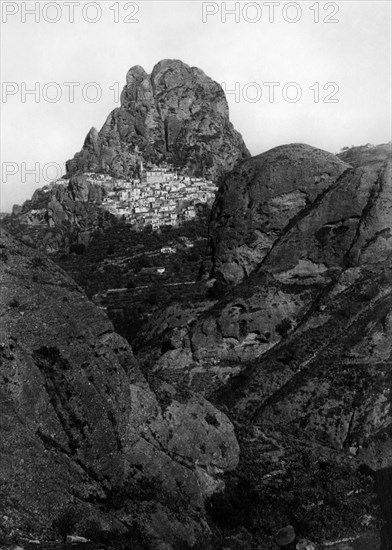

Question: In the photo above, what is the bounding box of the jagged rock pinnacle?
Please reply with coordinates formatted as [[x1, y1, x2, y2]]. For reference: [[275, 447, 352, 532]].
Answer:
[[66, 59, 250, 179]]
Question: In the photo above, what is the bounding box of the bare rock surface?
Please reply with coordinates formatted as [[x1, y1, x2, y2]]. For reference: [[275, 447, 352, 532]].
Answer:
[[0, 228, 239, 548], [261, 151, 392, 279], [210, 144, 349, 285], [66, 59, 250, 180], [134, 144, 392, 548]]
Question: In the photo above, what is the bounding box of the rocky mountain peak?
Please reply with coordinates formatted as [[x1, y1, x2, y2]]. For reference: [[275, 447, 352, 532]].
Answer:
[[66, 59, 250, 179], [83, 127, 100, 151]]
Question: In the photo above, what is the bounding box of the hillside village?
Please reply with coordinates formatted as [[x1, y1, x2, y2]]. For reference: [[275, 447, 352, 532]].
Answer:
[[86, 164, 219, 230], [14, 164, 219, 233]]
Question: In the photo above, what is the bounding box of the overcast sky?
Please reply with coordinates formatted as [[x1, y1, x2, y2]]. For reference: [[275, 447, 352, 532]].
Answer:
[[1, 0, 391, 211]]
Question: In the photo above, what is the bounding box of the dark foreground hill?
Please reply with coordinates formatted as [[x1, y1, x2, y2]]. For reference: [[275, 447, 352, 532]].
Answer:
[[0, 228, 240, 549]]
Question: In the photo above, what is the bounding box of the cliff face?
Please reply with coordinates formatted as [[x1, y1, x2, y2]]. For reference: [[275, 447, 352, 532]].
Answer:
[[66, 59, 250, 180], [0, 228, 239, 548]]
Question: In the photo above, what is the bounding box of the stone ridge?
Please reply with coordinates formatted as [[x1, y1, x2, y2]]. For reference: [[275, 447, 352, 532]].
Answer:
[[0, 227, 239, 546], [66, 59, 250, 180]]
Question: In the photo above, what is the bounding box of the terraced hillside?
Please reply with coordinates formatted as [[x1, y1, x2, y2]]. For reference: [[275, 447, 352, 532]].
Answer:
[[54, 206, 212, 343]]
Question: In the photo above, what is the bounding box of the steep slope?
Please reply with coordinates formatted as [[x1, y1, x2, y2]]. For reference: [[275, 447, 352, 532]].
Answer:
[[209, 143, 350, 285], [0, 228, 239, 549], [135, 143, 391, 547], [208, 260, 392, 548], [260, 143, 392, 277], [140, 144, 391, 387], [66, 59, 250, 180]]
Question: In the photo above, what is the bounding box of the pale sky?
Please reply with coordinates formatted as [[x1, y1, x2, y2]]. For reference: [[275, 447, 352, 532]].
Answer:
[[1, 0, 391, 211]]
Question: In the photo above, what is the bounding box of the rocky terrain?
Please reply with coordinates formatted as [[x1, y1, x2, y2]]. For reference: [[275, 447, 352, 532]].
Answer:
[[0, 228, 240, 549], [139, 143, 391, 389], [1, 55, 391, 549], [2, 141, 390, 549], [4, 174, 114, 254], [134, 142, 391, 548], [66, 59, 250, 180], [209, 143, 350, 285]]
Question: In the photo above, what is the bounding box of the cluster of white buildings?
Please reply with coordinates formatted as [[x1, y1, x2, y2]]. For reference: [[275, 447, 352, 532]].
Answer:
[[90, 165, 218, 230]]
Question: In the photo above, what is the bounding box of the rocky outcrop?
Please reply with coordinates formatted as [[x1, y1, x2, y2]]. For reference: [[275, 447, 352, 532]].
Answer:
[[222, 265, 392, 450], [137, 281, 318, 394], [0, 228, 239, 548], [260, 147, 392, 279], [209, 143, 350, 285], [210, 143, 392, 287], [210, 261, 392, 548], [3, 175, 114, 253], [66, 59, 250, 180]]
